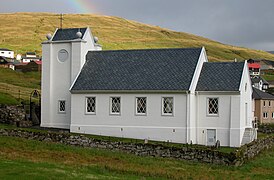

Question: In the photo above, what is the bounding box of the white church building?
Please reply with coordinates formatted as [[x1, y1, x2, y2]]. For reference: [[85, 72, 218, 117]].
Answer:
[[41, 27, 257, 147]]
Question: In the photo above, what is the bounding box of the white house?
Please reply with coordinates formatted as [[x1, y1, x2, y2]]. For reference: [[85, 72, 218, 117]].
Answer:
[[0, 48, 14, 59], [41, 27, 257, 147], [22, 52, 40, 63]]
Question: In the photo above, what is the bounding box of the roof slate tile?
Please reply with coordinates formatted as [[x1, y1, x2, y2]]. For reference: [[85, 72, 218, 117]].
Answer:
[[196, 62, 245, 91], [71, 48, 202, 92], [52, 28, 87, 41]]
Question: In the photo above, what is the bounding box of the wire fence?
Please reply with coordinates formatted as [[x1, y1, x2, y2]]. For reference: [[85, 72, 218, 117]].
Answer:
[[0, 82, 40, 104]]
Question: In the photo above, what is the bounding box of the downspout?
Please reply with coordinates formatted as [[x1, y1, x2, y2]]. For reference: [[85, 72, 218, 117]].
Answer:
[[196, 91, 199, 144], [229, 96, 232, 146], [186, 90, 190, 143]]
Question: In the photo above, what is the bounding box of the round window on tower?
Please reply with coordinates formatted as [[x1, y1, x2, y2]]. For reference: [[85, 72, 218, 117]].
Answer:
[[58, 49, 69, 62]]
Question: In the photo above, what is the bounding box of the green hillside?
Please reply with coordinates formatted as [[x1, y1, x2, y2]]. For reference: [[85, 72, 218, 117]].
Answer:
[[1, 12, 274, 104], [1, 12, 274, 61]]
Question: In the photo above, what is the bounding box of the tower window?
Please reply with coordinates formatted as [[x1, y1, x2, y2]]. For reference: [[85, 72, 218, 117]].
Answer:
[[58, 100, 66, 113]]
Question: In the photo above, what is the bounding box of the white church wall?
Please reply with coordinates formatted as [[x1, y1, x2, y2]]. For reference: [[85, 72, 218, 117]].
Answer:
[[196, 92, 241, 147], [71, 93, 188, 143], [41, 42, 72, 129], [187, 47, 208, 144], [238, 61, 255, 143], [41, 28, 100, 129], [41, 43, 52, 128]]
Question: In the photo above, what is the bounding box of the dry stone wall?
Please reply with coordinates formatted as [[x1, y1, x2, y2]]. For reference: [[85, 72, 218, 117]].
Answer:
[[0, 105, 32, 127], [0, 128, 273, 166]]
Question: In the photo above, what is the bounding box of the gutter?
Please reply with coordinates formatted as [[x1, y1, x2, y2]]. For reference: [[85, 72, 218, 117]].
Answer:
[[70, 90, 189, 94]]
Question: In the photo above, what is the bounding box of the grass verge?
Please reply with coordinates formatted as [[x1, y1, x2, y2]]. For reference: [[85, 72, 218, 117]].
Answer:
[[0, 135, 273, 179]]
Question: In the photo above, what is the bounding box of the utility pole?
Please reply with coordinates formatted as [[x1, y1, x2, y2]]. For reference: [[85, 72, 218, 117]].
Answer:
[[59, 14, 64, 29]]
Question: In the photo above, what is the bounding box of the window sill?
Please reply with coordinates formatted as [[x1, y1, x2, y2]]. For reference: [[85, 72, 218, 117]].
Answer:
[[135, 113, 147, 116], [85, 112, 96, 115], [110, 113, 121, 116], [162, 113, 174, 117], [206, 114, 219, 117]]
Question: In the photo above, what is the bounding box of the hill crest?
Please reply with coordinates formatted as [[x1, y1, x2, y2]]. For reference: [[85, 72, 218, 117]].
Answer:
[[0, 12, 274, 61]]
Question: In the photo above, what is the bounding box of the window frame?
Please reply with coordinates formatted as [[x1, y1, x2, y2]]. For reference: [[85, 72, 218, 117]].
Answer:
[[85, 97, 96, 115], [161, 97, 174, 116], [263, 112, 268, 119], [110, 96, 121, 115], [135, 97, 147, 116], [207, 97, 219, 116], [58, 100, 66, 114]]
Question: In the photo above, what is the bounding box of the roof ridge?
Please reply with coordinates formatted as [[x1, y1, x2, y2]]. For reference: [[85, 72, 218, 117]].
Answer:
[[204, 61, 245, 64], [87, 47, 202, 53]]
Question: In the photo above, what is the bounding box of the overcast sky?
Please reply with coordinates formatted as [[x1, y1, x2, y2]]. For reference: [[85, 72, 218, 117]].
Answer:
[[1, 0, 274, 51]]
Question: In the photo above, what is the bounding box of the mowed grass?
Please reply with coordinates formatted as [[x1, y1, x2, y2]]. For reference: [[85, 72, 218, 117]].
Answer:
[[0, 135, 273, 179], [1, 12, 274, 61]]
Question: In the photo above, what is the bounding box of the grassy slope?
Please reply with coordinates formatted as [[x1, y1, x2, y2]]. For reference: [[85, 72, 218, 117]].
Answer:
[[0, 68, 40, 104], [0, 134, 273, 179], [1, 12, 274, 61]]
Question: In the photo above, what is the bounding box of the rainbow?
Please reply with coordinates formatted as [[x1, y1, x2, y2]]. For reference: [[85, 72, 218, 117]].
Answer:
[[68, 0, 95, 13]]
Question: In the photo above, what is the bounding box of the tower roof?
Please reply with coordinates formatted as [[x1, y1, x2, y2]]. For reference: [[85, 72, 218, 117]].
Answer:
[[52, 28, 87, 41]]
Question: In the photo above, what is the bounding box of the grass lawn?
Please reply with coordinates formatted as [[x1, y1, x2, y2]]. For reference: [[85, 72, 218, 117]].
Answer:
[[0, 92, 19, 105], [0, 134, 273, 179]]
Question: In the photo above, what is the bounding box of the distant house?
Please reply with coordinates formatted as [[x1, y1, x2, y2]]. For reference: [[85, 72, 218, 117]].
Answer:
[[21, 52, 40, 63], [26, 52, 37, 58], [0, 48, 14, 59], [253, 88, 274, 124], [247, 59, 260, 75], [41, 27, 256, 147], [251, 76, 269, 91]]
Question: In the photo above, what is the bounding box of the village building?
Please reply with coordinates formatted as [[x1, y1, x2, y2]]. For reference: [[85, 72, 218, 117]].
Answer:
[[41, 27, 256, 147], [251, 76, 269, 91], [0, 48, 14, 59], [21, 52, 40, 63], [247, 59, 261, 76], [253, 87, 274, 124]]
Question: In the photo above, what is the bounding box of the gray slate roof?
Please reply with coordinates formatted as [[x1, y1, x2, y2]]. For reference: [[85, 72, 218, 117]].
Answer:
[[71, 48, 202, 92], [252, 88, 274, 100], [196, 62, 245, 91], [251, 76, 269, 84], [52, 28, 87, 41]]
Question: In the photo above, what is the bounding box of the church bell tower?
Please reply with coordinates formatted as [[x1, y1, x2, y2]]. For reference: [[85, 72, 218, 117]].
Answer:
[[41, 27, 102, 129]]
